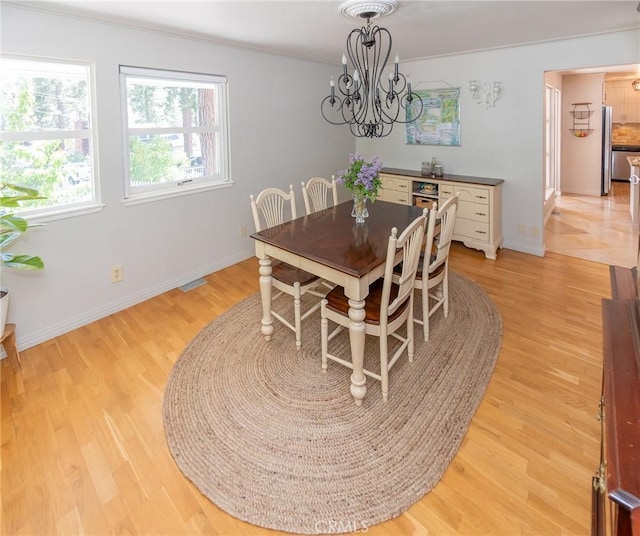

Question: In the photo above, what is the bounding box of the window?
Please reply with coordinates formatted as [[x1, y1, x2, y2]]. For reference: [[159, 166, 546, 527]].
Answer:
[[120, 66, 230, 201], [0, 56, 98, 216]]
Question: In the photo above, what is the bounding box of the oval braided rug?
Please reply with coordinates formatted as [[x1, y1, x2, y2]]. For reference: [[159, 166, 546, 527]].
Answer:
[[163, 271, 502, 534]]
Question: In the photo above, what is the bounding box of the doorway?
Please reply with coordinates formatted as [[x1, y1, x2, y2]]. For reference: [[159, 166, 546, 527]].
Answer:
[[543, 63, 640, 268]]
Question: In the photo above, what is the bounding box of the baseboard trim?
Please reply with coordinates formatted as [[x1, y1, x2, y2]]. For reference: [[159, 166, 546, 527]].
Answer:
[[502, 241, 545, 257]]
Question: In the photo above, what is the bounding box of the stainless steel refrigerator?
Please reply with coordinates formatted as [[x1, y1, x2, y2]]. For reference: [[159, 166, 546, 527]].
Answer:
[[601, 105, 612, 196]]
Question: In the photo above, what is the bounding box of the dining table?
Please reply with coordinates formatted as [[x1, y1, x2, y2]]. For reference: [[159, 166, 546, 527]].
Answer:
[[251, 199, 424, 406]]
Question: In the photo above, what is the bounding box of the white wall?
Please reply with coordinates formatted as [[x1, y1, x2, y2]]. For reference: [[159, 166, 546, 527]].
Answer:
[[561, 73, 605, 196], [356, 30, 640, 256], [1, 4, 354, 350]]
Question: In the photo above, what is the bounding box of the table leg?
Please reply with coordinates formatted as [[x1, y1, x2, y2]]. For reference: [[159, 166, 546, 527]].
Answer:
[[348, 298, 367, 406], [258, 258, 274, 341]]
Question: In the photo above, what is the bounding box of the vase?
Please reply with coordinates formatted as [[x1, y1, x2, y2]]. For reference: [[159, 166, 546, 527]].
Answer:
[[351, 195, 369, 224]]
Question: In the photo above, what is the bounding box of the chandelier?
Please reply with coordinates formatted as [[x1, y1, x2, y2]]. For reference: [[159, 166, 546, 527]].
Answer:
[[320, 0, 423, 138]]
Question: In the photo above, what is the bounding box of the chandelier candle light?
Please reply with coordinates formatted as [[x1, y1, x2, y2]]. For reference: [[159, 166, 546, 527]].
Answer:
[[321, 0, 423, 138]]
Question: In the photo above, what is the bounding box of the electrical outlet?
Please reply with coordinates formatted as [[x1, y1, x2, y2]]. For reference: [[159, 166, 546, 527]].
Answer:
[[530, 227, 540, 238], [111, 264, 123, 283], [518, 224, 527, 235], [240, 225, 248, 237]]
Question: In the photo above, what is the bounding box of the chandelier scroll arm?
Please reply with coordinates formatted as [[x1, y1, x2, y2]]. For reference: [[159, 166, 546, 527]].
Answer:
[[321, 0, 421, 138]]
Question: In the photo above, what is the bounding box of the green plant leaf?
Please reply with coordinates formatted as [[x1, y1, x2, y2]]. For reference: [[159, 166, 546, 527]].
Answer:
[[0, 183, 41, 197], [0, 214, 29, 233], [0, 230, 22, 249], [1, 253, 44, 270], [0, 194, 47, 207], [0, 182, 46, 270]]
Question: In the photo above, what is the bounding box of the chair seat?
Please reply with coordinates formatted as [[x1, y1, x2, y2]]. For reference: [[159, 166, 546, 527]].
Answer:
[[416, 252, 446, 280], [324, 279, 409, 326], [395, 252, 446, 280], [272, 260, 320, 287]]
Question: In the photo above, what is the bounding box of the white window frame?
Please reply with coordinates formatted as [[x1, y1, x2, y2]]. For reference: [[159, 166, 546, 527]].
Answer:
[[119, 66, 232, 205], [544, 84, 561, 201], [0, 54, 102, 221]]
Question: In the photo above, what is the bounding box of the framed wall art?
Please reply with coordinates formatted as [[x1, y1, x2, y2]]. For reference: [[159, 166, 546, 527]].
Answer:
[[406, 87, 461, 146]]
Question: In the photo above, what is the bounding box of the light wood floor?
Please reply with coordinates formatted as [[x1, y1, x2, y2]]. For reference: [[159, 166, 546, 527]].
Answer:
[[545, 181, 638, 268], [1, 245, 611, 535]]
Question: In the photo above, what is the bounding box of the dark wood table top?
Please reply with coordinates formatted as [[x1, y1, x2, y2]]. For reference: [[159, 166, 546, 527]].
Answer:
[[251, 200, 424, 278]]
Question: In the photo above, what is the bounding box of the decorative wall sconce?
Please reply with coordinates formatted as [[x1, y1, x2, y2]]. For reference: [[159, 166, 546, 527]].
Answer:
[[468, 80, 502, 108], [632, 79, 640, 92]]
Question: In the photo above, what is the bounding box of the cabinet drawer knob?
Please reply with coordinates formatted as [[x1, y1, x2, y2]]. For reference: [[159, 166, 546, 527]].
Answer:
[[476, 195, 487, 200], [476, 230, 487, 234], [475, 212, 487, 216]]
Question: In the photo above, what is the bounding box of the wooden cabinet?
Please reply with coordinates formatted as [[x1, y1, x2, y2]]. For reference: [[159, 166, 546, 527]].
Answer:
[[377, 175, 411, 205], [379, 168, 504, 259], [605, 81, 640, 123], [606, 84, 626, 123], [441, 182, 491, 243], [594, 266, 640, 536]]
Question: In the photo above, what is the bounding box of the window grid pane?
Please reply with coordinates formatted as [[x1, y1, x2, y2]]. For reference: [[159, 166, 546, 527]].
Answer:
[[0, 56, 96, 214], [121, 66, 229, 197]]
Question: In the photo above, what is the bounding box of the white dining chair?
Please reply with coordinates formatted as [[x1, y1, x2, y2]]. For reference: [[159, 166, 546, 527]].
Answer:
[[301, 176, 338, 215], [250, 185, 325, 350], [320, 210, 427, 402], [300, 176, 340, 292], [412, 194, 459, 341]]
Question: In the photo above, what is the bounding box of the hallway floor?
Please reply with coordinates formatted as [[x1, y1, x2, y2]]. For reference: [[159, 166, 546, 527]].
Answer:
[[544, 181, 637, 268]]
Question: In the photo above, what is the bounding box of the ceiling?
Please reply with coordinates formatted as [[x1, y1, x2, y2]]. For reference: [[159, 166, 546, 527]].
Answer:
[[12, 0, 640, 67]]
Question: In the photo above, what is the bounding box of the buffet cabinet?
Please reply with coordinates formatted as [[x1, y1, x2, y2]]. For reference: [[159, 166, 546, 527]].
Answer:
[[593, 265, 640, 536], [379, 168, 504, 260]]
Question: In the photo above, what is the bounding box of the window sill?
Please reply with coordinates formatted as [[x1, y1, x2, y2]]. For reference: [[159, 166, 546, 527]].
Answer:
[[22, 202, 106, 223], [123, 180, 234, 207]]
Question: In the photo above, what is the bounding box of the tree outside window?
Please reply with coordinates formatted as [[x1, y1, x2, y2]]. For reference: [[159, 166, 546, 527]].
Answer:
[[0, 57, 96, 214], [120, 66, 230, 199]]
